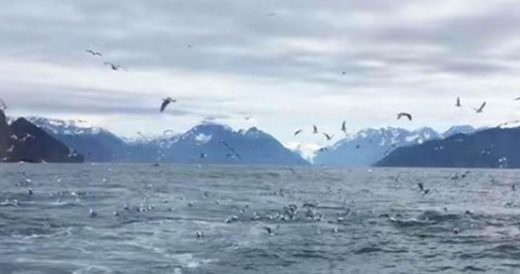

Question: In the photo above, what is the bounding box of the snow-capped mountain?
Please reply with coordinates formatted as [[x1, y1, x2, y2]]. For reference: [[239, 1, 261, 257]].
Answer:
[[313, 127, 442, 167], [377, 127, 520, 168], [25, 117, 308, 165], [25, 117, 103, 135], [145, 122, 308, 165], [442, 125, 477, 138], [25, 117, 126, 162]]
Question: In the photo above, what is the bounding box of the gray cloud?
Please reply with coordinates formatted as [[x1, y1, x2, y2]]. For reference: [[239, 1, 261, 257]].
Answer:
[[1, 0, 519, 141]]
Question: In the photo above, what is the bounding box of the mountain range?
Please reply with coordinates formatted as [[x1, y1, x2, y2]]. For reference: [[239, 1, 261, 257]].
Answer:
[[26, 117, 307, 165], [16, 116, 509, 167], [376, 127, 520, 168], [312, 125, 479, 166]]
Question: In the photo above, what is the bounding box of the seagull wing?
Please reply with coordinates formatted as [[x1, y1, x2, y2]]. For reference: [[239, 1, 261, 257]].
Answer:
[[341, 121, 346, 131], [160, 100, 170, 112], [478, 102, 486, 112]]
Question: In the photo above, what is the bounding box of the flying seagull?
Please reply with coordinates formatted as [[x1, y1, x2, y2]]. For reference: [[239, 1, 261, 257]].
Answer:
[[85, 50, 102, 56], [160, 97, 177, 112], [313, 125, 318, 134], [474, 102, 486, 113], [104, 62, 125, 71], [323, 133, 333, 141], [341, 121, 347, 136], [514, 97, 520, 101], [397, 112, 412, 121], [456, 97, 461, 107], [294, 129, 303, 136]]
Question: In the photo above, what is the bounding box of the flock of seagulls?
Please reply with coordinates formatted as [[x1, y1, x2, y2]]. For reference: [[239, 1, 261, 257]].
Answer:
[[85, 49, 126, 71]]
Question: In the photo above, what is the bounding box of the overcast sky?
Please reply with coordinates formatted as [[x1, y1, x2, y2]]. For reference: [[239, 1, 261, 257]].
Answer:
[[2, 0, 520, 147]]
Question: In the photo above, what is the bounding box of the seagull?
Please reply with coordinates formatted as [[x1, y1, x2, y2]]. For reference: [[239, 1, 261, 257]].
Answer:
[[323, 133, 333, 141], [104, 62, 125, 71], [85, 49, 102, 56], [342, 71, 346, 75], [417, 183, 430, 194], [514, 97, 520, 101], [200, 153, 207, 159], [160, 97, 176, 112], [397, 112, 412, 121], [418, 183, 425, 192], [263, 225, 280, 235], [341, 121, 347, 136], [313, 125, 318, 134], [474, 102, 486, 113], [456, 97, 461, 107], [294, 129, 303, 136]]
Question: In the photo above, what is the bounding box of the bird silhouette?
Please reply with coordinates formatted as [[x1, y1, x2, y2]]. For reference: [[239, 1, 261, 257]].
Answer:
[[323, 133, 333, 141], [474, 102, 486, 113], [341, 121, 347, 136], [294, 129, 303, 136], [313, 125, 318, 134], [456, 97, 461, 107], [104, 62, 125, 71], [160, 97, 177, 112], [397, 112, 412, 121], [86, 50, 102, 56]]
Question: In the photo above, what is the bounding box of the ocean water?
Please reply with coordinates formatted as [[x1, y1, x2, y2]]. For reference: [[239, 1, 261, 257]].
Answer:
[[1, 164, 520, 274]]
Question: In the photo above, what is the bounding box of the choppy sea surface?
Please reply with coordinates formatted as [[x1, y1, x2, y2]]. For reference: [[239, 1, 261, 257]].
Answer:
[[1, 164, 520, 273]]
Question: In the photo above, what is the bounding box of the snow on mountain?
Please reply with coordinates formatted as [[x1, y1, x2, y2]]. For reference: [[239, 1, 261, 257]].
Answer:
[[442, 125, 477, 138], [25, 117, 102, 135], [313, 127, 441, 167]]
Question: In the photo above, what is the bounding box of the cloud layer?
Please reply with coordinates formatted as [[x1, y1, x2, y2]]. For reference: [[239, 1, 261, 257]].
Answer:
[[2, 0, 520, 144]]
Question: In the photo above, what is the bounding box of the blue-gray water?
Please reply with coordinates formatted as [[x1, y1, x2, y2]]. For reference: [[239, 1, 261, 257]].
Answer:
[[1, 164, 520, 273]]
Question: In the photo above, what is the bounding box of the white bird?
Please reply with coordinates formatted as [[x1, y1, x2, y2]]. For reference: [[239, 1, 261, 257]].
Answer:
[[160, 97, 177, 112], [397, 112, 412, 121], [474, 102, 486, 113]]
